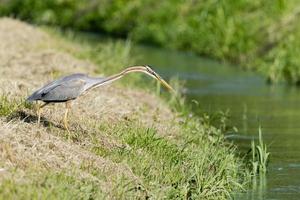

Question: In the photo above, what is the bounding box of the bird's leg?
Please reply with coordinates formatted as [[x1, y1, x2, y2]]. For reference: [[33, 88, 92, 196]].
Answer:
[[36, 102, 48, 125], [63, 101, 72, 134]]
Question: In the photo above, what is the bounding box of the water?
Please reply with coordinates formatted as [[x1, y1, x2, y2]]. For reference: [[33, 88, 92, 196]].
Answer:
[[132, 45, 300, 199]]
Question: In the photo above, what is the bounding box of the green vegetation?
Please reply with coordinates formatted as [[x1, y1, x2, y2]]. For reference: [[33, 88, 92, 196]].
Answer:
[[0, 95, 32, 117], [0, 170, 106, 199], [0, 95, 17, 116], [1, 0, 300, 83], [251, 127, 270, 175]]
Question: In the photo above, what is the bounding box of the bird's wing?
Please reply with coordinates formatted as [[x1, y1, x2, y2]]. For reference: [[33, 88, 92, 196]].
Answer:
[[27, 74, 87, 102], [27, 78, 63, 102], [40, 78, 87, 102]]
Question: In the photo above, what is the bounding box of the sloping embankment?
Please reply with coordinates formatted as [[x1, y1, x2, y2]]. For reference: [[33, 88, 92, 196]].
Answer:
[[0, 18, 245, 199]]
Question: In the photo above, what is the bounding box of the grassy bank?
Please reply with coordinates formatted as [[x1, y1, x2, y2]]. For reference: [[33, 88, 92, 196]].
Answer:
[[0, 18, 247, 199], [1, 0, 300, 84]]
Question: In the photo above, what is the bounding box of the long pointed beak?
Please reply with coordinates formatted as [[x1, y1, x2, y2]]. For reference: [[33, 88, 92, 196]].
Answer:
[[116, 66, 176, 93], [155, 74, 176, 93]]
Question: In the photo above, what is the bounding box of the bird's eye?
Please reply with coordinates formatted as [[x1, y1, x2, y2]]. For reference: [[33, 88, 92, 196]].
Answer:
[[145, 65, 157, 77], [145, 66, 151, 72]]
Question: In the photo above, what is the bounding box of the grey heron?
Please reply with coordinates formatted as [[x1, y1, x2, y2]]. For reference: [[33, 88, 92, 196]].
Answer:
[[26, 65, 175, 133]]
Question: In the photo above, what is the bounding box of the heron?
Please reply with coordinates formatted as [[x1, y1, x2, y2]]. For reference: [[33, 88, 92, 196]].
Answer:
[[26, 65, 175, 133]]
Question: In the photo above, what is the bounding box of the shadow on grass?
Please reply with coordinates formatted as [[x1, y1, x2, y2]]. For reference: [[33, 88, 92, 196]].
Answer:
[[6, 110, 90, 142], [7, 110, 58, 128]]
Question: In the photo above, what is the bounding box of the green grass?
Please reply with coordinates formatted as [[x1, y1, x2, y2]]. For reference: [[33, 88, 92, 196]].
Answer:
[[93, 121, 244, 199], [0, 171, 105, 200], [0, 95, 32, 117]]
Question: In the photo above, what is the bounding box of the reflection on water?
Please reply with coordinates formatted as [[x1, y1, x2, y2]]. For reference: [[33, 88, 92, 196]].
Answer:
[[132, 45, 300, 200]]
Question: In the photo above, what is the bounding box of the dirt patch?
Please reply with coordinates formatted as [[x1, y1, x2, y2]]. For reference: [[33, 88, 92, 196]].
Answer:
[[0, 17, 178, 192]]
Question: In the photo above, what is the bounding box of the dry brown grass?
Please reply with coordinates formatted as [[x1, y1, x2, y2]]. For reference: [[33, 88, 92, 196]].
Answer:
[[0, 17, 178, 194], [0, 120, 139, 193]]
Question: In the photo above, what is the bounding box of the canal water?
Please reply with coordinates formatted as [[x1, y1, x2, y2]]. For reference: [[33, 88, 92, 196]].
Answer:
[[132, 45, 300, 200]]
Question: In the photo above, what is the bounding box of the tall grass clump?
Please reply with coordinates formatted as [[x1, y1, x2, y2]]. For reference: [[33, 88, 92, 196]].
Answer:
[[251, 127, 270, 175]]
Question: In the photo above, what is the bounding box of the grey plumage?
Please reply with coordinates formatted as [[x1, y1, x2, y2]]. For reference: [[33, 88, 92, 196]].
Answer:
[[27, 73, 104, 102]]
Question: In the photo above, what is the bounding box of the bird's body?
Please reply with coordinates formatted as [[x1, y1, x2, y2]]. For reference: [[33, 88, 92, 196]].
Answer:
[[27, 65, 174, 133], [27, 73, 105, 102]]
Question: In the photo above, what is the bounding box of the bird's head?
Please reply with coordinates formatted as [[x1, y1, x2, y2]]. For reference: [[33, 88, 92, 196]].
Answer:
[[143, 65, 175, 93], [144, 65, 158, 78], [119, 65, 175, 93]]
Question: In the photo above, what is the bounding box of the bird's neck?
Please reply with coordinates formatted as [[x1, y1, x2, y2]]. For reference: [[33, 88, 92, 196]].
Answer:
[[90, 68, 134, 89], [101, 68, 129, 84]]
